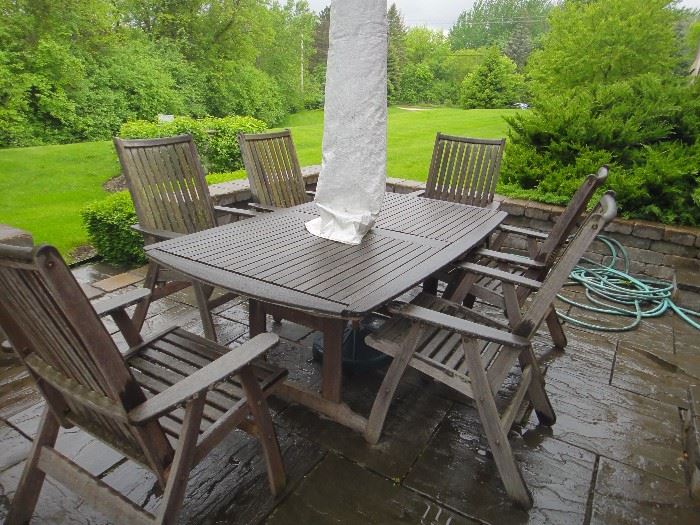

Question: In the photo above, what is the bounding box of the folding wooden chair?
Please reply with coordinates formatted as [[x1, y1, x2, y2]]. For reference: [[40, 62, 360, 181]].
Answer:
[[413, 133, 506, 208], [445, 166, 609, 349], [0, 244, 287, 525], [238, 129, 312, 210], [364, 193, 617, 508], [114, 135, 256, 340]]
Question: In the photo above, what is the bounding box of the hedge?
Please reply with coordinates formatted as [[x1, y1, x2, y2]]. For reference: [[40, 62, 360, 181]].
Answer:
[[82, 171, 246, 266], [118, 115, 267, 173]]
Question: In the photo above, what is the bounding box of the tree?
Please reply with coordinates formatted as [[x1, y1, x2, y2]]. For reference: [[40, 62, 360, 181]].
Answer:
[[460, 48, 523, 108], [387, 3, 407, 103], [448, 0, 552, 51], [527, 0, 679, 95], [503, 23, 532, 69]]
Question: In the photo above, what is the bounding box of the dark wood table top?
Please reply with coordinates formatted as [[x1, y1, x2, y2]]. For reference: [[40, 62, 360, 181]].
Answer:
[[146, 192, 506, 318]]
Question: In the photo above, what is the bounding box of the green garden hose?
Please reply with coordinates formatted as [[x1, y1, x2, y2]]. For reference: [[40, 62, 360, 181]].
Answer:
[[556, 236, 700, 332]]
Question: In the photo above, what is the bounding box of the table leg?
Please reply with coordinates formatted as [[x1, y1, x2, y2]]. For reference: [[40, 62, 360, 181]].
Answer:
[[249, 299, 267, 337], [321, 318, 345, 403]]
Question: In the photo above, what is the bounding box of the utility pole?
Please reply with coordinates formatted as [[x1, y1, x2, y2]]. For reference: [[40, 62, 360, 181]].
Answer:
[[301, 38, 305, 93]]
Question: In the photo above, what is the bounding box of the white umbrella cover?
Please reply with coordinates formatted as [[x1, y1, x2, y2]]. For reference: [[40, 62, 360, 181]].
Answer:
[[305, 0, 388, 245]]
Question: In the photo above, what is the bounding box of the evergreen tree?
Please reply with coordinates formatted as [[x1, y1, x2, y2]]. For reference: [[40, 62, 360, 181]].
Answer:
[[504, 23, 532, 69], [387, 3, 407, 104]]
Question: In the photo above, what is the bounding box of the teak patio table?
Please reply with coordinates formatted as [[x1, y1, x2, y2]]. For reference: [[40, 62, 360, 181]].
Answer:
[[146, 192, 506, 433]]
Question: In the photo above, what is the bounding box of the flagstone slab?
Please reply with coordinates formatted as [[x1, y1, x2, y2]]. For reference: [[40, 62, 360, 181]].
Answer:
[[102, 426, 323, 525], [0, 460, 110, 524], [611, 341, 696, 407], [541, 361, 686, 484], [8, 403, 124, 477], [0, 364, 41, 419], [275, 373, 451, 480], [0, 420, 31, 472], [590, 457, 700, 524], [404, 403, 596, 525], [267, 453, 478, 525]]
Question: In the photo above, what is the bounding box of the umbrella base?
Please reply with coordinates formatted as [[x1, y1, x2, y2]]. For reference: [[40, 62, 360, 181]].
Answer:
[[312, 316, 389, 372]]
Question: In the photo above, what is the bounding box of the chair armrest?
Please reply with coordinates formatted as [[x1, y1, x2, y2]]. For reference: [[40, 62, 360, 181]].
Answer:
[[128, 333, 279, 423], [247, 203, 279, 213], [93, 288, 151, 318], [406, 190, 425, 197], [388, 302, 529, 348], [131, 224, 184, 241], [474, 248, 545, 268], [457, 262, 543, 290], [498, 224, 549, 241], [214, 205, 257, 218]]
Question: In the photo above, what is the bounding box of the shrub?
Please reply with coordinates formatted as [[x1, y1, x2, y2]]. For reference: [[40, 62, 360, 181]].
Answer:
[[118, 115, 267, 173], [501, 75, 700, 225], [81, 192, 145, 266]]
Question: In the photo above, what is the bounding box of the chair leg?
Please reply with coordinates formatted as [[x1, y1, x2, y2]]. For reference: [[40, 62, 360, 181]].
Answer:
[[462, 337, 533, 509], [192, 282, 217, 341], [155, 393, 206, 525], [238, 367, 286, 495], [132, 262, 159, 331], [365, 323, 424, 445], [6, 407, 61, 525], [545, 307, 567, 349], [518, 345, 556, 427]]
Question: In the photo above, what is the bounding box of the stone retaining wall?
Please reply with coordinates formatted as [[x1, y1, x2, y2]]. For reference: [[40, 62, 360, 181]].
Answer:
[[208, 166, 700, 292]]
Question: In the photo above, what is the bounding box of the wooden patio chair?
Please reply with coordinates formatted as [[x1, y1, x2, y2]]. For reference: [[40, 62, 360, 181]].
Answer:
[[416, 134, 505, 295], [445, 166, 609, 349], [414, 133, 506, 208], [364, 193, 617, 508], [0, 243, 287, 525], [114, 134, 256, 340], [238, 129, 311, 210]]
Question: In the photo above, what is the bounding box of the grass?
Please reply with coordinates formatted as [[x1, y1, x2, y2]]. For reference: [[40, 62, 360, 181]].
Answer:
[[0, 141, 120, 258], [282, 107, 517, 181], [0, 107, 515, 260]]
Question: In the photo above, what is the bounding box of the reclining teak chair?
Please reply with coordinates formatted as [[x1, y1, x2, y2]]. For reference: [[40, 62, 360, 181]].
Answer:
[[415, 133, 506, 208], [416, 133, 505, 295], [445, 166, 609, 349], [0, 244, 287, 525], [114, 134, 256, 341], [364, 193, 617, 509], [238, 129, 312, 210]]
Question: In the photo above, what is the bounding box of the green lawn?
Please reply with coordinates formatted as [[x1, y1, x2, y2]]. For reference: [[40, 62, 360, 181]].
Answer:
[[282, 107, 517, 181], [0, 141, 120, 258], [0, 107, 514, 260]]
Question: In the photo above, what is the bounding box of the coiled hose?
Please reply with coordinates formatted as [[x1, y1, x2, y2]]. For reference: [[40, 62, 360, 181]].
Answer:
[[556, 236, 700, 331]]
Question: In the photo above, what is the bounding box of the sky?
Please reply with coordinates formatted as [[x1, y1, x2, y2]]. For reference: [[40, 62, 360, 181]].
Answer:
[[305, 1, 700, 31]]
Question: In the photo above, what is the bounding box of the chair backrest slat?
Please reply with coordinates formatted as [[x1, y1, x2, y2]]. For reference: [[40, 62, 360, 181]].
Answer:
[[0, 244, 173, 473], [114, 135, 217, 236], [535, 166, 609, 265], [239, 129, 308, 207], [517, 192, 617, 338], [424, 133, 505, 207]]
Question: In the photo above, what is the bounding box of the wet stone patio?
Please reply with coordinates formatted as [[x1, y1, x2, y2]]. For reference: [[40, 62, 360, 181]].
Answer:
[[1, 261, 700, 524]]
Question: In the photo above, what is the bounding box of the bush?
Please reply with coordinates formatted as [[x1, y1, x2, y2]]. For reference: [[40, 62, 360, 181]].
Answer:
[[501, 75, 700, 225], [118, 115, 267, 173], [81, 192, 145, 266], [207, 62, 286, 126]]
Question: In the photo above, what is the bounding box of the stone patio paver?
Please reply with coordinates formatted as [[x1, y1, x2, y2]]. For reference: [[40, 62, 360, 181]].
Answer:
[[405, 402, 597, 525], [267, 453, 478, 525], [590, 457, 700, 524]]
